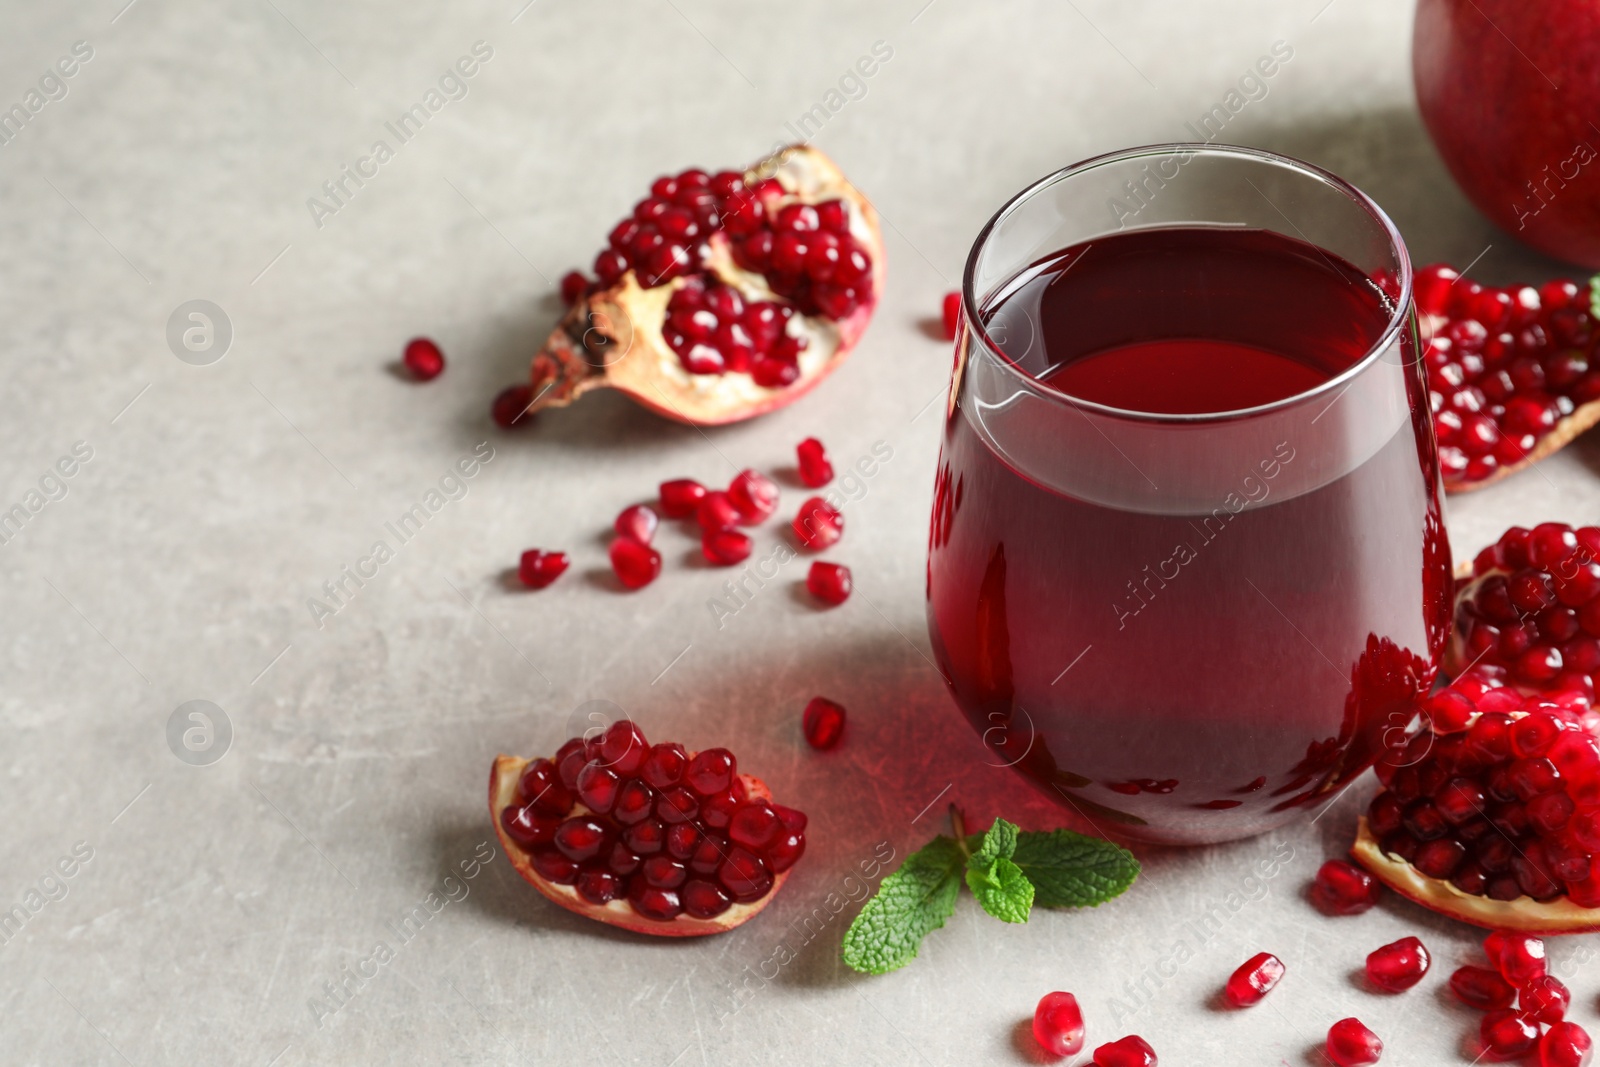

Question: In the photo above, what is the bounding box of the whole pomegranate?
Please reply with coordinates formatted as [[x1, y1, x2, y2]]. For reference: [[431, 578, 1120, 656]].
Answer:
[[1414, 0, 1600, 266]]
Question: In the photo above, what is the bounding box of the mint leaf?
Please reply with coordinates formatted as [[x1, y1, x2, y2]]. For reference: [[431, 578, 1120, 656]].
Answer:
[[1011, 828, 1139, 908], [969, 817, 1018, 868], [842, 836, 964, 975], [966, 855, 1033, 923]]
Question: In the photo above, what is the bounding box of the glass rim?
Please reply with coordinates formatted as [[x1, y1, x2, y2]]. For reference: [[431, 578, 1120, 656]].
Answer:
[[960, 142, 1415, 425]]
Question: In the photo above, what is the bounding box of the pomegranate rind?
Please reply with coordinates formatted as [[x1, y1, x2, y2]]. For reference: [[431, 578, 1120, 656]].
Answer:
[[1420, 311, 1600, 493], [527, 144, 886, 426], [488, 753, 791, 937], [1351, 816, 1600, 934]]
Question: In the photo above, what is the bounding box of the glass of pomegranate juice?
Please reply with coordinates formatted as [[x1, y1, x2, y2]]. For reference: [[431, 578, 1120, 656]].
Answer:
[[927, 144, 1453, 845]]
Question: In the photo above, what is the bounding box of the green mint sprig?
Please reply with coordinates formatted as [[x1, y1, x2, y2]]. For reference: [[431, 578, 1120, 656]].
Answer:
[[841, 807, 1139, 975]]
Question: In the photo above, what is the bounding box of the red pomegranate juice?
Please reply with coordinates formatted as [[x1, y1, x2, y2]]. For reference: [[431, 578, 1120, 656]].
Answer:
[[927, 227, 1453, 844]]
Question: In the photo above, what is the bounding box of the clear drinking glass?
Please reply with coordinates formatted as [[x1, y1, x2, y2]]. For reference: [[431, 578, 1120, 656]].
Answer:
[[926, 144, 1453, 845]]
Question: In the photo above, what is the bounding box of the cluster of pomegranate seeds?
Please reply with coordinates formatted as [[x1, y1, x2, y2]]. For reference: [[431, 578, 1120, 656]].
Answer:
[[1445, 932, 1594, 1061], [1415, 264, 1599, 488], [941, 292, 960, 341], [1312, 859, 1381, 915], [663, 277, 806, 384], [491, 383, 535, 429], [801, 697, 846, 750], [1031, 991, 1085, 1057], [1450, 522, 1600, 690], [1451, 964, 1516, 1009], [1223, 952, 1284, 1007], [500, 720, 805, 922], [1365, 936, 1431, 992], [1091, 1034, 1157, 1067], [793, 496, 844, 549], [806, 561, 852, 605], [729, 196, 874, 320], [1326, 1018, 1383, 1067], [402, 337, 445, 380], [1368, 667, 1600, 907], [518, 549, 569, 590], [796, 437, 833, 487]]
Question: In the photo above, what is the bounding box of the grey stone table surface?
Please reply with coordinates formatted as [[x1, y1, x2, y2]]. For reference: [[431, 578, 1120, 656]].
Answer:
[[1, 0, 1594, 1064]]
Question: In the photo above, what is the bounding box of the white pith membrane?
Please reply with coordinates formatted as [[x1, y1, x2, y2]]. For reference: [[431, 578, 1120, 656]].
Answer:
[[488, 754, 791, 937], [1352, 709, 1600, 934], [527, 145, 886, 426]]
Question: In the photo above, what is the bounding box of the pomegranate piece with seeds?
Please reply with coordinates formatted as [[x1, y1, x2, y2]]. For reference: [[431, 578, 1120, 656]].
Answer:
[[1542, 1022, 1595, 1067], [1482, 1009, 1540, 1058], [1450, 965, 1516, 1010], [659, 478, 707, 519], [614, 504, 659, 545], [1091, 1035, 1156, 1067], [525, 145, 884, 426], [609, 538, 661, 590], [802, 697, 846, 750], [491, 383, 535, 428], [1223, 952, 1284, 1007], [1326, 1018, 1383, 1067], [793, 496, 844, 549], [796, 437, 833, 487], [942, 291, 960, 340], [1445, 522, 1600, 693], [402, 337, 445, 380], [1365, 936, 1430, 992], [518, 549, 569, 589], [1416, 264, 1600, 492], [728, 469, 779, 523], [806, 561, 852, 605], [1312, 859, 1381, 915], [1032, 990, 1084, 1056], [490, 720, 804, 935], [1352, 673, 1600, 933]]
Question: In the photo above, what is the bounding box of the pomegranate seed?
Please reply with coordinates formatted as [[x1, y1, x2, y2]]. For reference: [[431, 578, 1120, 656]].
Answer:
[[501, 804, 560, 848], [1091, 1035, 1156, 1067], [628, 882, 682, 921], [1365, 936, 1430, 992], [1032, 991, 1085, 1056], [1521, 973, 1571, 1024], [609, 537, 661, 589], [1326, 1018, 1383, 1067], [1489, 932, 1548, 984], [1482, 1009, 1540, 1058], [796, 437, 834, 487], [559, 271, 588, 306], [1450, 965, 1516, 1010], [793, 496, 844, 549], [1542, 1022, 1595, 1067], [697, 490, 742, 532], [718, 846, 773, 902], [685, 749, 736, 797], [518, 549, 569, 589], [530, 847, 579, 884], [728, 802, 781, 850], [806, 561, 852, 605], [491, 383, 535, 428], [659, 478, 706, 518], [553, 816, 611, 862], [728, 469, 779, 523], [681, 878, 732, 919], [1223, 952, 1284, 1007], [641, 743, 687, 788], [942, 292, 961, 340], [402, 337, 445, 380], [614, 504, 659, 544], [1311, 859, 1381, 915], [802, 697, 846, 750], [702, 529, 753, 566]]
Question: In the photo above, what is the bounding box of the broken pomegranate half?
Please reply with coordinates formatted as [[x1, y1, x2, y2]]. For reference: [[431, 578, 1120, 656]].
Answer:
[[1444, 522, 1600, 694], [489, 720, 804, 936], [1352, 669, 1600, 932], [526, 145, 885, 426], [1417, 264, 1600, 491]]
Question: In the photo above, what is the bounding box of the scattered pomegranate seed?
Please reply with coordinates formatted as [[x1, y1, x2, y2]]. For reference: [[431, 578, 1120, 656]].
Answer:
[[702, 529, 753, 566], [728, 469, 779, 523], [1091, 1034, 1156, 1067], [806, 561, 852, 605], [796, 437, 834, 487], [609, 538, 661, 589], [518, 549, 569, 589], [491, 383, 535, 428], [1488, 932, 1548, 984], [1482, 1008, 1540, 1058], [1326, 1018, 1383, 1067], [1032, 991, 1085, 1056], [614, 504, 659, 545], [402, 337, 445, 380], [1312, 859, 1381, 915], [1223, 952, 1284, 1007], [1541, 1022, 1595, 1067], [697, 490, 742, 532], [1450, 965, 1516, 1010], [802, 697, 846, 750], [1521, 973, 1572, 1024], [1365, 935, 1430, 992], [654, 479, 703, 521], [559, 270, 588, 306], [793, 496, 844, 549], [941, 291, 961, 340]]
